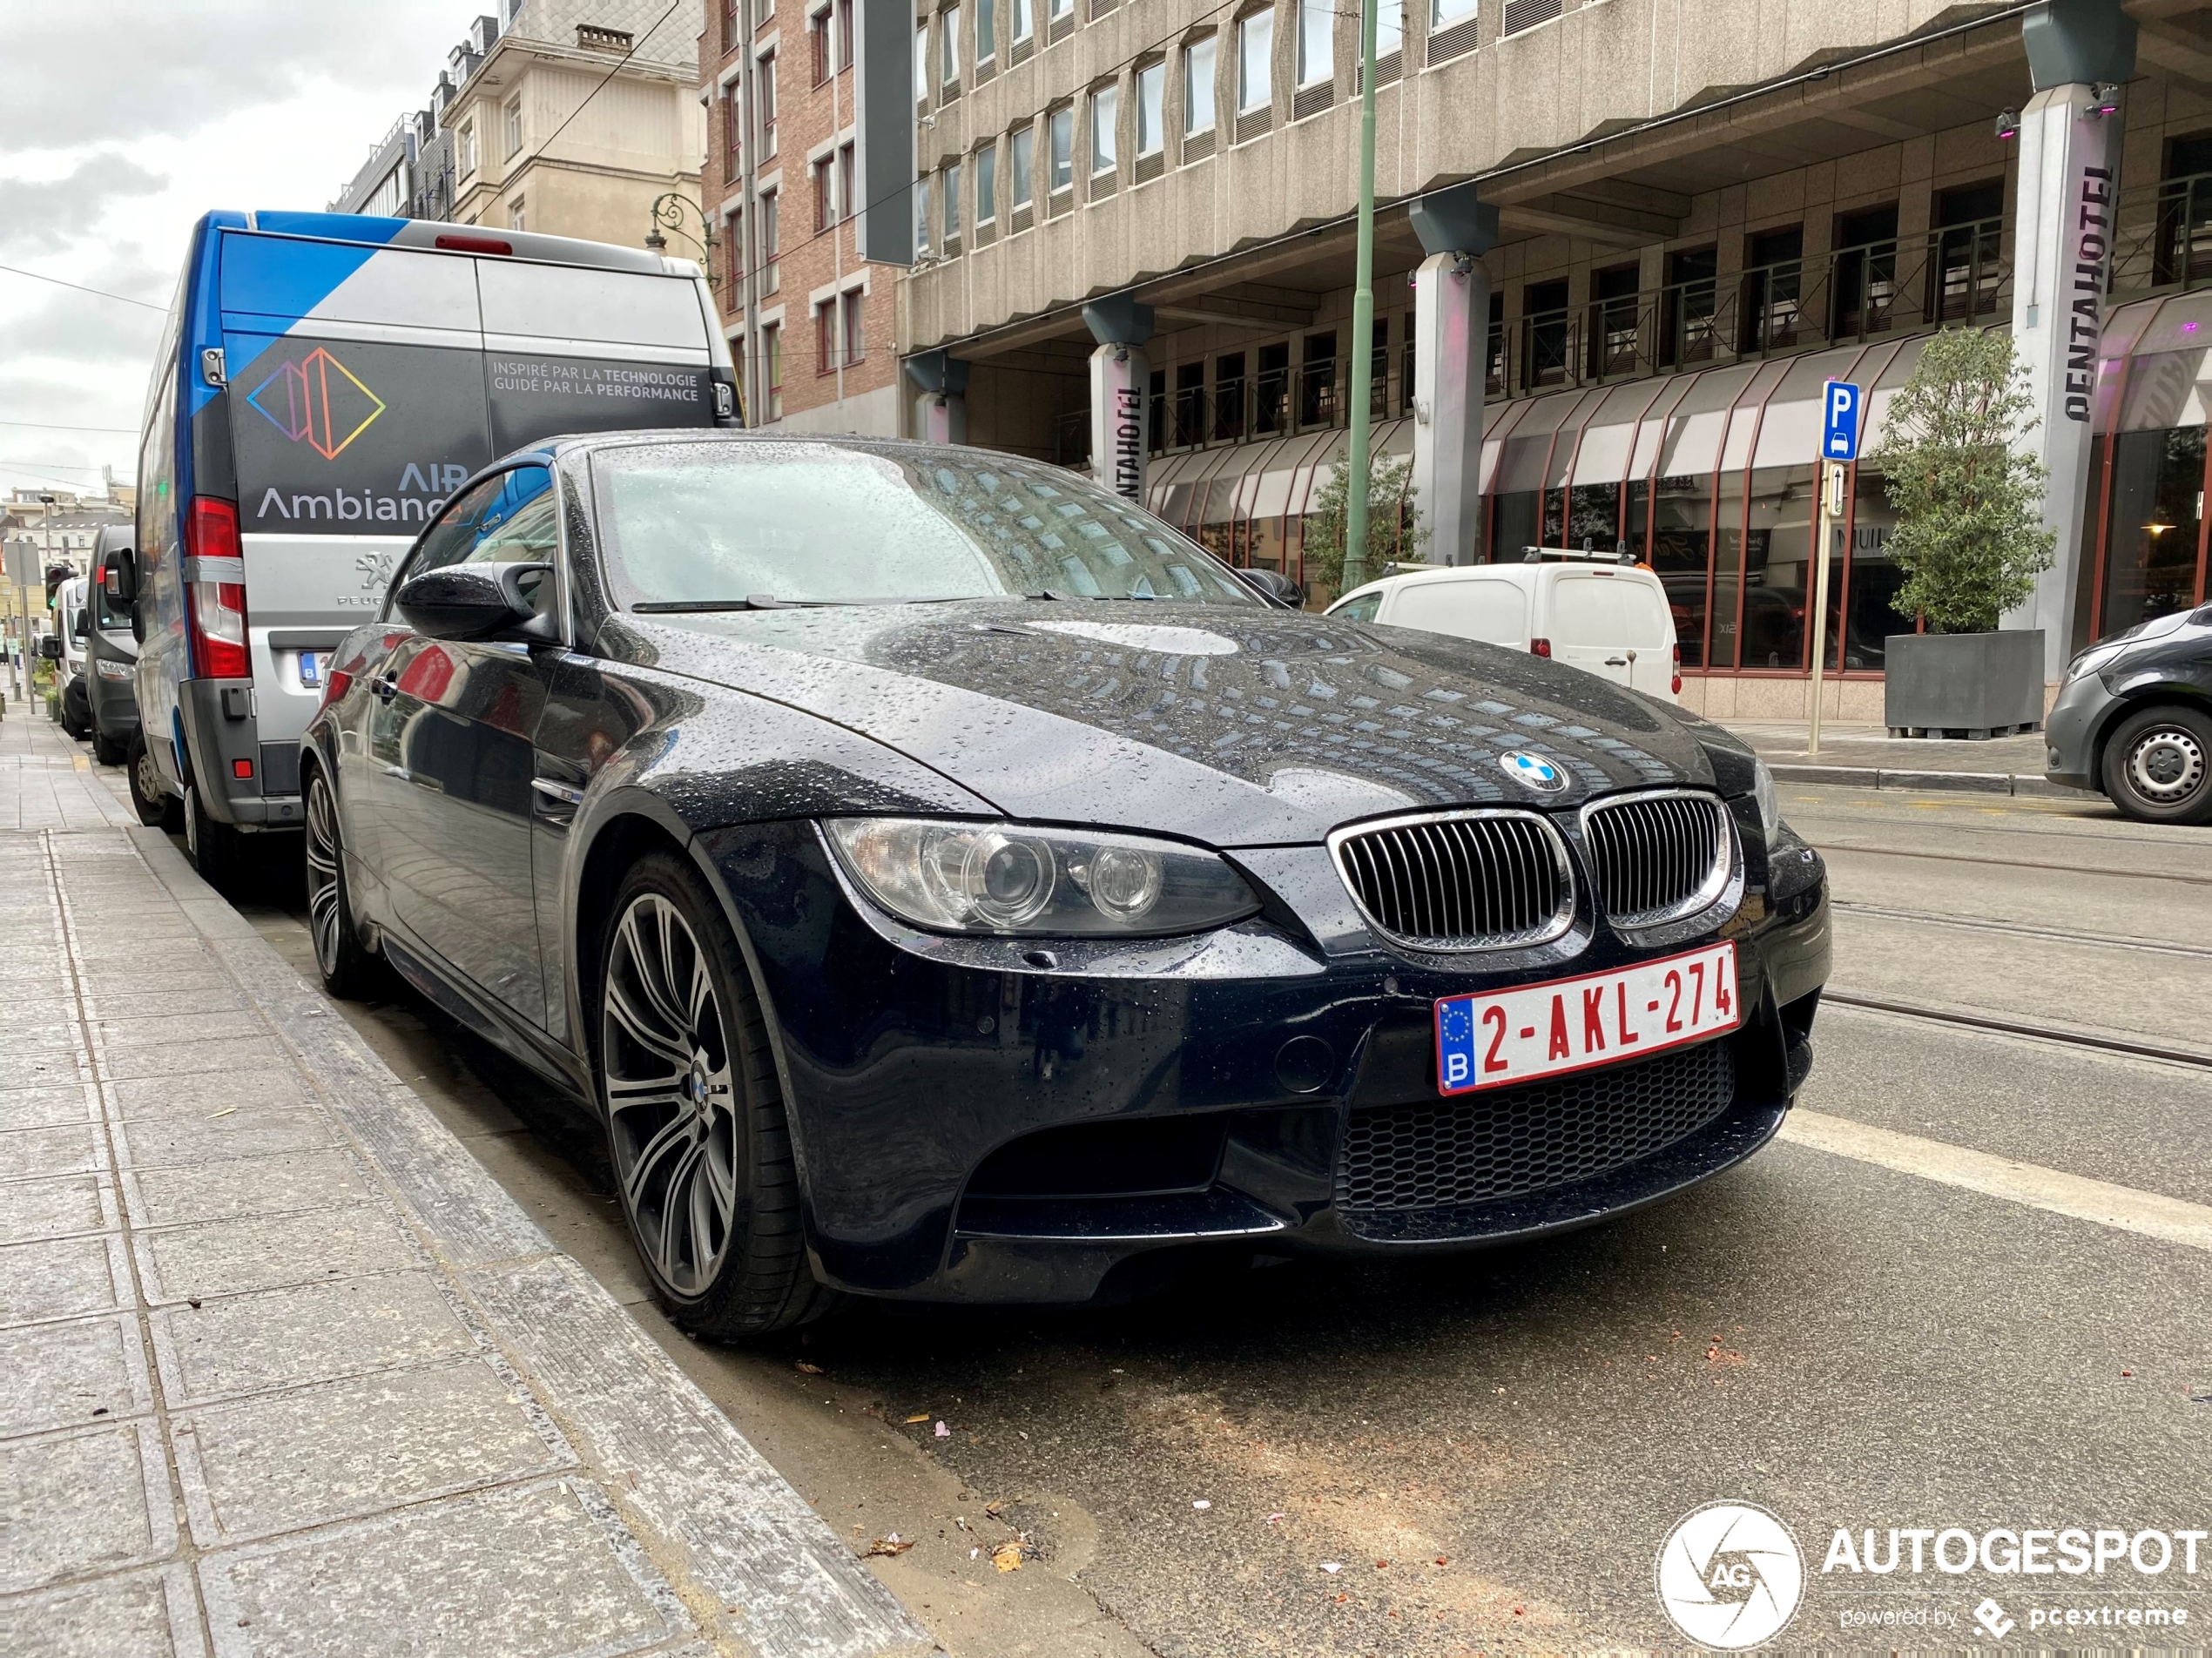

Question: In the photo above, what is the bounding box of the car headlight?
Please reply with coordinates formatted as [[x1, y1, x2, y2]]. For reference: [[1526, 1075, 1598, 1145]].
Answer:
[[826, 818, 1263, 937], [2063, 643, 2123, 685], [1752, 757, 1783, 845]]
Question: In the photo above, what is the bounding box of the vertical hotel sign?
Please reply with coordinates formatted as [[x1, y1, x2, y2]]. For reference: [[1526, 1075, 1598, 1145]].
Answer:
[[2063, 164, 2114, 422], [1089, 344, 1150, 502]]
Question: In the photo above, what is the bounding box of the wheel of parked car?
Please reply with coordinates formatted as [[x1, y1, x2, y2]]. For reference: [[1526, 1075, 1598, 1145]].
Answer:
[[304, 765, 386, 1000], [92, 729, 126, 766], [184, 782, 247, 893], [597, 852, 835, 1338], [2101, 704, 2212, 826], [60, 676, 92, 740], [125, 735, 178, 830]]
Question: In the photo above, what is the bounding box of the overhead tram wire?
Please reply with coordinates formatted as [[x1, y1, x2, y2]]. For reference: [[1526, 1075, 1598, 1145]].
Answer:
[[0, 264, 167, 312]]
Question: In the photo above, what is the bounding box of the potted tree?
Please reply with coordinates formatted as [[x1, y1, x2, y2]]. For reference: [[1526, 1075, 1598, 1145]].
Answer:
[[1865, 327, 2056, 738], [1301, 447, 1428, 607]]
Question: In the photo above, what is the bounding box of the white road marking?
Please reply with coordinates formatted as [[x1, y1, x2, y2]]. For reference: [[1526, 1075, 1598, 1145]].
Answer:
[[1780, 1109, 2212, 1255]]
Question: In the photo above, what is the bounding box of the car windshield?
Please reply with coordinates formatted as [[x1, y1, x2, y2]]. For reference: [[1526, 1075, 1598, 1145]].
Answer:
[[590, 441, 1258, 610]]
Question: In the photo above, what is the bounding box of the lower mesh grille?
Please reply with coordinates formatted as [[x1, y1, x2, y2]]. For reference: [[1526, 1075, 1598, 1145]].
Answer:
[[1336, 1039, 1737, 1212]]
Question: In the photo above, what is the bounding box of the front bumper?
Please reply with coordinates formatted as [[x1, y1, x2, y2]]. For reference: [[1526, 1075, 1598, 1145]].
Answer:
[[2044, 670, 2118, 792], [702, 816, 1831, 1305]]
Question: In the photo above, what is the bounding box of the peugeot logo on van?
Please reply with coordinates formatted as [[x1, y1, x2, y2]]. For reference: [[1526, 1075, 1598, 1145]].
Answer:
[[1499, 751, 1568, 792]]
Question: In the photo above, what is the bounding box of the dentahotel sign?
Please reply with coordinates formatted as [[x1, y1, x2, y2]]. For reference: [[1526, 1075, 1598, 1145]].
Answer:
[[2063, 164, 2114, 421]]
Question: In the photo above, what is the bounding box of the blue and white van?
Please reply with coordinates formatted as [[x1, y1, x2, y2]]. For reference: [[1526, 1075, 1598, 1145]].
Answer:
[[131, 211, 737, 883]]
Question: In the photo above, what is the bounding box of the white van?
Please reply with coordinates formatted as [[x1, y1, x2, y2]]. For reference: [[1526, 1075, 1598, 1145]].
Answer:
[[1327, 554, 1681, 702]]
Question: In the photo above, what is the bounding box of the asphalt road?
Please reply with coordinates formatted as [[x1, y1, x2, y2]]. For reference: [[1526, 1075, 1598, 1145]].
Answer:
[[206, 780, 2212, 1655]]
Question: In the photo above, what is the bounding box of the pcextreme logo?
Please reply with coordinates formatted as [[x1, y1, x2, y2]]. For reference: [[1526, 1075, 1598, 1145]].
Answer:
[[246, 347, 387, 460], [1656, 1501, 1806, 1649]]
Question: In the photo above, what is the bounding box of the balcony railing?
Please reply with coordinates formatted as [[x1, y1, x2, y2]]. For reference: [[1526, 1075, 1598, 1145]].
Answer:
[[1503, 219, 2011, 395], [2108, 170, 2212, 297]]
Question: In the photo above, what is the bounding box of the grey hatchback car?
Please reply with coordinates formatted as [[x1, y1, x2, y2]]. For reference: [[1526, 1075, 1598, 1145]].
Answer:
[[2046, 603, 2212, 824]]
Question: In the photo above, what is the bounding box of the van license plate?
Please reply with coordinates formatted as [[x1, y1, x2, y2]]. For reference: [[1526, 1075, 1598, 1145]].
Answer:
[[1433, 940, 1738, 1095], [299, 651, 320, 687]]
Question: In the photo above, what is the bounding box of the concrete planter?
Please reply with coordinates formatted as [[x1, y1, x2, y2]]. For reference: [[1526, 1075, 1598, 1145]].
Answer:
[[1884, 629, 2045, 738]]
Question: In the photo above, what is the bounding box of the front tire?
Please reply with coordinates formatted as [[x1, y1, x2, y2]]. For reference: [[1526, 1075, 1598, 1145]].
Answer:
[[2101, 704, 2212, 826], [304, 765, 387, 1000], [93, 729, 127, 766], [597, 852, 834, 1338]]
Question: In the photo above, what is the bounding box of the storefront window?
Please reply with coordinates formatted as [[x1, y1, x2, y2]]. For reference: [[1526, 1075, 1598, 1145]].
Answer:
[[2101, 426, 2207, 635], [1567, 482, 1620, 549], [1650, 474, 1711, 667], [1494, 492, 1539, 560], [1743, 464, 1813, 669], [1709, 471, 1746, 668], [1841, 466, 1905, 669]]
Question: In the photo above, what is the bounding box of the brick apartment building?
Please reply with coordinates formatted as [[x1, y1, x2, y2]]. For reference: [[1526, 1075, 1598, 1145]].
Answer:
[[703, 0, 903, 432]]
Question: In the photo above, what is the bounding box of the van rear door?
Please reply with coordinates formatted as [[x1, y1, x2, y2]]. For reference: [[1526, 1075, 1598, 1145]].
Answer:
[[1396, 574, 1530, 649], [1547, 570, 1675, 697]]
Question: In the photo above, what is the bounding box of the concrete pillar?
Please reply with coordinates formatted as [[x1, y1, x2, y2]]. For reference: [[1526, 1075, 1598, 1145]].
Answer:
[[1406, 185, 1499, 566], [1082, 297, 1155, 502], [902, 350, 970, 445], [2006, 0, 2135, 681]]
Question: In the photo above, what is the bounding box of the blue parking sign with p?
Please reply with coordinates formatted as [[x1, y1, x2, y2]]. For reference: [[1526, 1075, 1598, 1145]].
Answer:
[[1823, 381, 1863, 462]]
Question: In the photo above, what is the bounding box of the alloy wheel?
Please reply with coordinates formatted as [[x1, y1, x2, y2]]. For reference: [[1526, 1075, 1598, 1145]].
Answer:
[[134, 745, 161, 808], [2125, 725, 2206, 805], [304, 773, 345, 976], [602, 893, 740, 1297]]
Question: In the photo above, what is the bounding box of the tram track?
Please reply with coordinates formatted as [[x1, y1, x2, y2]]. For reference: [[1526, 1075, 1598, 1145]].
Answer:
[[1802, 839, 2212, 886], [1820, 992, 2212, 1073], [1826, 900, 2212, 960]]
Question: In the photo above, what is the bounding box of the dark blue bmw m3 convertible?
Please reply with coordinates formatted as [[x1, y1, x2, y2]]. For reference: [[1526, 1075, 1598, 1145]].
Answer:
[[301, 432, 1830, 1337]]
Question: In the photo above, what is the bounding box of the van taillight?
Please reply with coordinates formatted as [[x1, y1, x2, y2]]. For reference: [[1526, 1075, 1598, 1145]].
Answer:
[[1672, 641, 1683, 696], [184, 498, 250, 679], [1530, 637, 1552, 658], [436, 233, 512, 255]]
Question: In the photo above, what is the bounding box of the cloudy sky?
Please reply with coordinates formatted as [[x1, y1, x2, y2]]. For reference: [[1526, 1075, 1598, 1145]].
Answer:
[[0, 1, 476, 500]]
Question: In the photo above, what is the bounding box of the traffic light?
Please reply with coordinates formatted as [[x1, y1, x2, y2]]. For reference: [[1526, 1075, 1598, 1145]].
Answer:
[[44, 564, 71, 610]]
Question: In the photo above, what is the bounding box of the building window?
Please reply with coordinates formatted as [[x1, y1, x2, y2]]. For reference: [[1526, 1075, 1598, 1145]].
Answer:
[[1660, 245, 1716, 367], [975, 141, 997, 221], [810, 7, 833, 83], [813, 154, 836, 230], [976, 0, 995, 62], [942, 158, 961, 242], [509, 196, 525, 233], [1184, 36, 1217, 133], [1089, 84, 1117, 174], [759, 186, 779, 292], [724, 92, 742, 174], [1136, 60, 1164, 155], [838, 143, 855, 219], [916, 175, 933, 253], [1012, 0, 1034, 41], [761, 320, 782, 418], [725, 0, 741, 51], [504, 97, 523, 158], [759, 51, 778, 157], [1739, 224, 1804, 353], [816, 303, 837, 374], [1010, 125, 1034, 208], [1238, 10, 1271, 114], [916, 23, 929, 98], [1049, 0, 1072, 23], [1932, 179, 2006, 323], [842, 290, 866, 364], [1048, 105, 1074, 192], [1296, 0, 1330, 86], [836, 0, 854, 68], [1432, 0, 1475, 25], [1378, 0, 1404, 57], [941, 4, 961, 84], [459, 122, 478, 177]]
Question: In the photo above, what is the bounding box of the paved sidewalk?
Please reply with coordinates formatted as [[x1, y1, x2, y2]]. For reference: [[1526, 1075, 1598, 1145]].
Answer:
[[0, 718, 931, 1656], [1723, 719, 2095, 799]]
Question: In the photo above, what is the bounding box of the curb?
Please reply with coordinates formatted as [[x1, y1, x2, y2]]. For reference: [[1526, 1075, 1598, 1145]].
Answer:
[[1768, 763, 2097, 800], [115, 825, 938, 1658]]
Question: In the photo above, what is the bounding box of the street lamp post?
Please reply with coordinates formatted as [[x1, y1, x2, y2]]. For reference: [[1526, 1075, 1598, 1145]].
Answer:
[[1339, 0, 1381, 596], [644, 192, 719, 286]]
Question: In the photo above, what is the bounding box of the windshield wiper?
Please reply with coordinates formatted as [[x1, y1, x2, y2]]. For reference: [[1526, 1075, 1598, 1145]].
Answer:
[[1022, 590, 1169, 602], [633, 595, 860, 613]]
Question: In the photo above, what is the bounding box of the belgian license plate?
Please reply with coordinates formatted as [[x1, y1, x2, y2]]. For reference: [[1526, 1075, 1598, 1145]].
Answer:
[[298, 651, 320, 687], [1434, 940, 1739, 1095]]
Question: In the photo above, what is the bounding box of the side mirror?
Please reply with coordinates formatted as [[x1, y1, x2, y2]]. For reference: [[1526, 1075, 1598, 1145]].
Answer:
[[37, 634, 63, 661], [102, 549, 138, 607], [73, 609, 91, 641], [395, 561, 554, 641], [1235, 567, 1306, 609]]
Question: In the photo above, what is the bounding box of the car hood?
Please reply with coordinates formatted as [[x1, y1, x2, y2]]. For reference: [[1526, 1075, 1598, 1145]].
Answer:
[[627, 601, 1730, 846]]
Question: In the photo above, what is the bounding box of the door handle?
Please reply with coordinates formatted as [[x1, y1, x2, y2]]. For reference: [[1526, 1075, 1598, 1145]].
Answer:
[[530, 778, 584, 807], [1604, 656, 1630, 667]]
